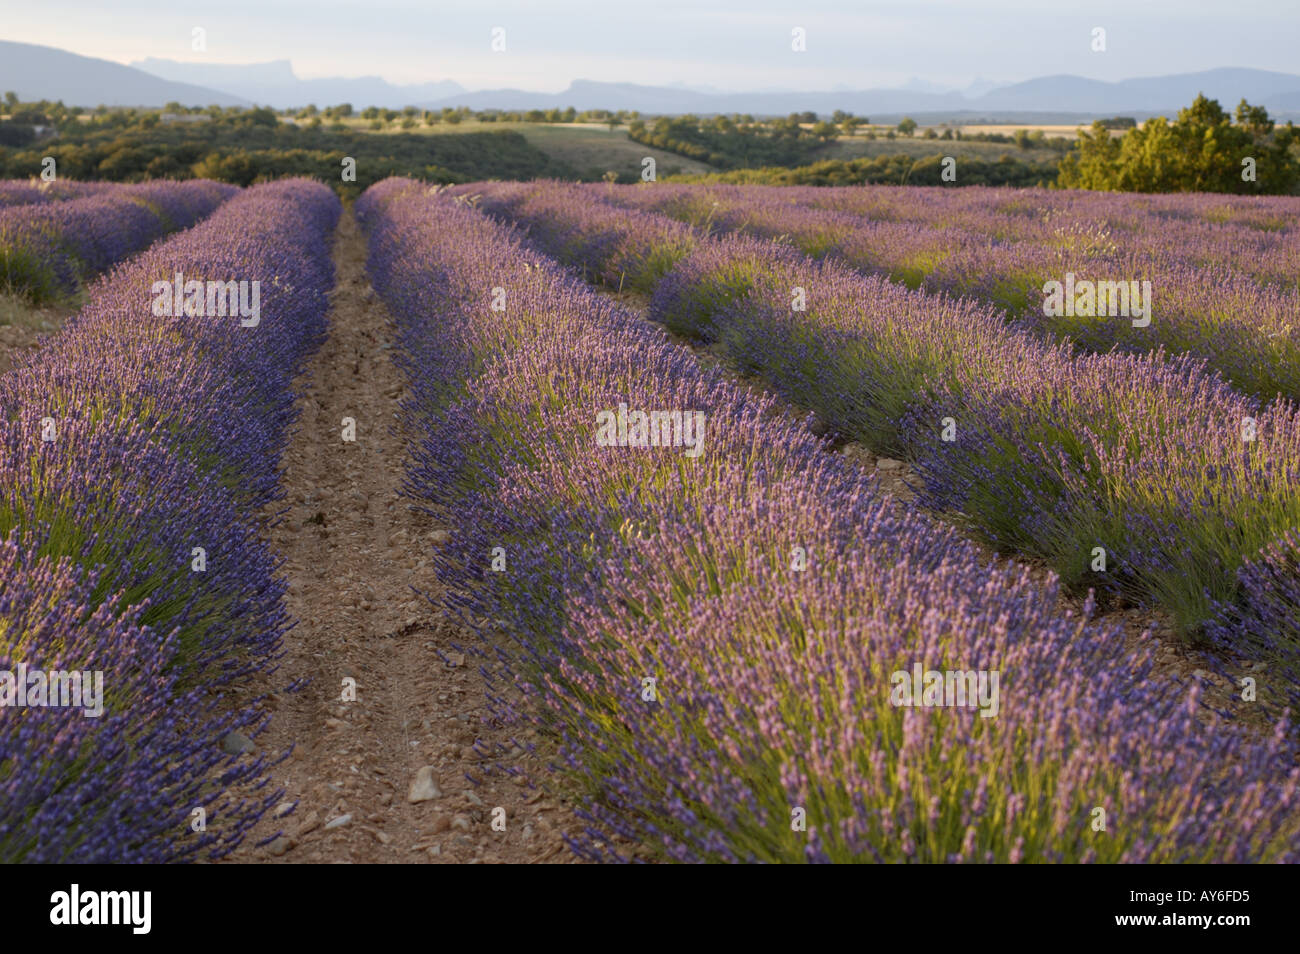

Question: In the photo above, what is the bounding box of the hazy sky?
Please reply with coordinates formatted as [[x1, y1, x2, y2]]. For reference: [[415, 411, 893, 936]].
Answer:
[[3, 0, 1296, 91]]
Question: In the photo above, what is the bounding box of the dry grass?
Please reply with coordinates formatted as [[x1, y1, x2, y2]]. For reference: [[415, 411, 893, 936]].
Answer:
[[0, 291, 78, 373]]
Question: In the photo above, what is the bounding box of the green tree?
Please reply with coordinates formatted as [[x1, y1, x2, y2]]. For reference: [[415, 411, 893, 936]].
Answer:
[[897, 117, 917, 137], [1235, 98, 1273, 138], [812, 120, 838, 142], [1058, 94, 1299, 194]]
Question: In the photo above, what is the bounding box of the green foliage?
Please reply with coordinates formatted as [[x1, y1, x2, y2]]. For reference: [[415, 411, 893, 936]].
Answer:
[[0, 241, 61, 303], [0, 102, 573, 196], [0, 122, 36, 147], [668, 153, 1059, 188], [627, 114, 830, 169], [1057, 95, 1300, 194]]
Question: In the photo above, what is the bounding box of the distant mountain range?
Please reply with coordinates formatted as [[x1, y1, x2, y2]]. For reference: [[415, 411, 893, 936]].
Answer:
[[0, 40, 246, 108], [129, 58, 464, 110], [3, 40, 1299, 121], [408, 70, 1300, 120]]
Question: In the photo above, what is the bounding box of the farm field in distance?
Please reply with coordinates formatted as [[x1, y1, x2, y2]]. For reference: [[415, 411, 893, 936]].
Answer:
[[321, 116, 1073, 170]]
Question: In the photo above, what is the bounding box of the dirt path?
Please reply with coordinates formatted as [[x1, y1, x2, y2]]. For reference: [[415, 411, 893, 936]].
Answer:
[[225, 210, 578, 864], [0, 295, 77, 374]]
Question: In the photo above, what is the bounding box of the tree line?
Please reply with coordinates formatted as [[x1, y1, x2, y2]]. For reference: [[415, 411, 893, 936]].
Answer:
[[1, 91, 1296, 194]]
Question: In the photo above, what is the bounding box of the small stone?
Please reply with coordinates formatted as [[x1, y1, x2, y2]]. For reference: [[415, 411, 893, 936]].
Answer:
[[431, 529, 450, 544], [875, 458, 905, 471], [464, 790, 484, 807], [274, 802, 295, 818], [431, 815, 452, 834], [221, 731, 256, 755], [371, 829, 392, 845], [267, 836, 295, 856], [407, 766, 443, 803], [297, 811, 321, 836], [451, 814, 472, 832], [427, 845, 441, 858], [324, 813, 353, 830], [446, 651, 465, 668]]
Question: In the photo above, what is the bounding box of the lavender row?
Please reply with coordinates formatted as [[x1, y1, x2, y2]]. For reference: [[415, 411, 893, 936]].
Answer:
[[593, 183, 1300, 404], [360, 177, 1299, 863], [0, 179, 114, 208], [687, 183, 1300, 287], [0, 179, 341, 862], [0, 179, 238, 303], [795, 185, 1300, 286], [460, 180, 1300, 717]]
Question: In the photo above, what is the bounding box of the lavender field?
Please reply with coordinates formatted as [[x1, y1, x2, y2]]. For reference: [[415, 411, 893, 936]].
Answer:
[[360, 178, 1300, 862], [1, 174, 1298, 867]]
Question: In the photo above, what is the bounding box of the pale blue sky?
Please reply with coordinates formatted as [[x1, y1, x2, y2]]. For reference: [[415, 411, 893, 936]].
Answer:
[[3, 0, 1296, 91]]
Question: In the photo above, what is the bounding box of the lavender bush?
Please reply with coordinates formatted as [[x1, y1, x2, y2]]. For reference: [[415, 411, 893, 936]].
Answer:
[[0, 180, 237, 302], [0, 179, 113, 209], [597, 183, 1300, 403], [358, 177, 1300, 863], [455, 179, 1300, 718], [0, 178, 340, 862]]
